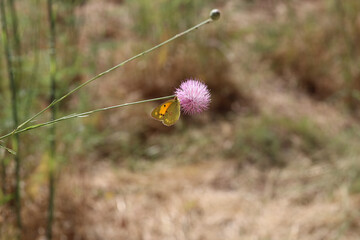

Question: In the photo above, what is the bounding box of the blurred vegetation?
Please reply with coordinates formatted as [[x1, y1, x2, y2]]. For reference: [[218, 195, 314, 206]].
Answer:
[[1, 0, 360, 239], [227, 115, 359, 168], [228, 116, 327, 167], [253, 0, 360, 110]]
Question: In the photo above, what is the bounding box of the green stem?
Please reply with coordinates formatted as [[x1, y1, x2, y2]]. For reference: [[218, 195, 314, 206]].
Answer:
[[1, 16, 213, 137], [7, 0, 22, 86], [14, 95, 175, 136], [0, 0, 22, 234], [46, 0, 57, 239], [1, 155, 5, 193]]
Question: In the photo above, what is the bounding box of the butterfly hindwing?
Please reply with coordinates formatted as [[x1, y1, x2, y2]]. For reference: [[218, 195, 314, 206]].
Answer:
[[162, 97, 180, 126]]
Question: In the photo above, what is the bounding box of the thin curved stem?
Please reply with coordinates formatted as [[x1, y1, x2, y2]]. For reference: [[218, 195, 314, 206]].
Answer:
[[13, 95, 175, 136]]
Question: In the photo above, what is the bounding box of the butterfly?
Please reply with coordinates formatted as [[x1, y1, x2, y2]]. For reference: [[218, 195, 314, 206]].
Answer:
[[151, 97, 181, 126]]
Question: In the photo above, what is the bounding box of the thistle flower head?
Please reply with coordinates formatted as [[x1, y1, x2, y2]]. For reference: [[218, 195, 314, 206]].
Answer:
[[175, 79, 211, 115]]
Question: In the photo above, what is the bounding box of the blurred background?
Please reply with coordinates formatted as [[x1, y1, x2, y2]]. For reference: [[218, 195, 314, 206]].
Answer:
[[1, 0, 360, 239]]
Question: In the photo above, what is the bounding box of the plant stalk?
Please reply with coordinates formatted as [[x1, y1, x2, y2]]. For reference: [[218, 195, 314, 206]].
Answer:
[[0, 0, 22, 235], [46, 0, 57, 239], [7, 0, 22, 85], [14, 95, 175, 136]]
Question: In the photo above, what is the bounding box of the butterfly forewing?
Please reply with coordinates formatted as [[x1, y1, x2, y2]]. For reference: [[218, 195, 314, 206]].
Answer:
[[151, 100, 172, 120], [151, 97, 180, 126]]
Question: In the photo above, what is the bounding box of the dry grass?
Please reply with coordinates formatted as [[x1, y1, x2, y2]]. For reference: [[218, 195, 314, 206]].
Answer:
[[17, 158, 360, 240]]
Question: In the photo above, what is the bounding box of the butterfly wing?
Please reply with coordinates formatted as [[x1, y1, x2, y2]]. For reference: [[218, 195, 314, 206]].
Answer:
[[162, 97, 180, 126], [151, 99, 173, 121]]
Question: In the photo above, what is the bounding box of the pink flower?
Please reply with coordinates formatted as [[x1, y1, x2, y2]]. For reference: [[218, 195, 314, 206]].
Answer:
[[175, 79, 211, 115]]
